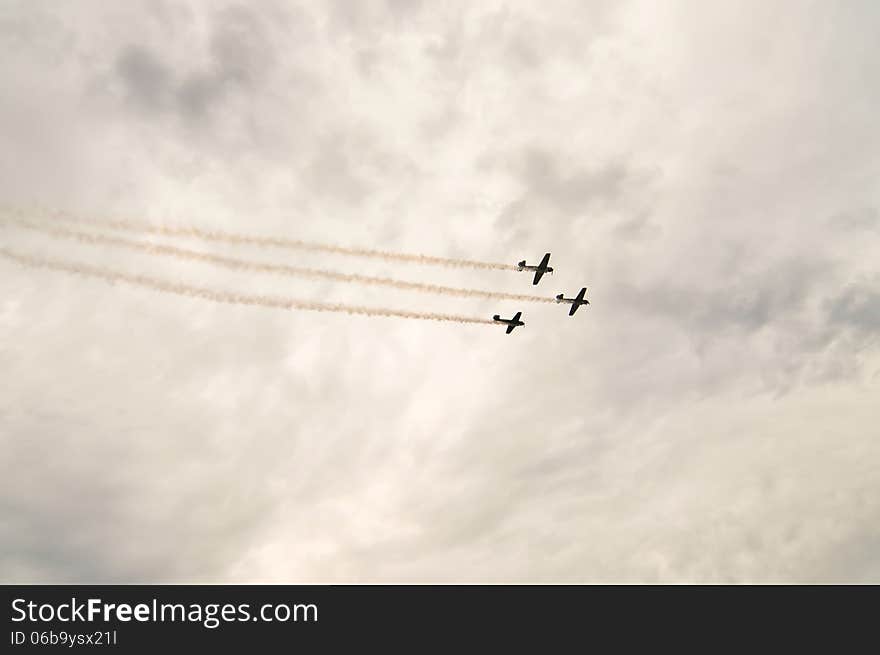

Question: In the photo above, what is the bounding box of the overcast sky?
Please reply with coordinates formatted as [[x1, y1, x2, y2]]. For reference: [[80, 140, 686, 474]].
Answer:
[[1, 0, 878, 583]]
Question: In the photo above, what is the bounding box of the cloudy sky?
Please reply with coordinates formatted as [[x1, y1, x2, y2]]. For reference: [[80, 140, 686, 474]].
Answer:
[[1, 0, 878, 583]]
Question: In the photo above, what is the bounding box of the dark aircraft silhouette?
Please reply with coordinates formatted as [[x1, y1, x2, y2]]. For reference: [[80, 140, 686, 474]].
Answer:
[[493, 311, 525, 334], [517, 253, 553, 285], [556, 287, 590, 316]]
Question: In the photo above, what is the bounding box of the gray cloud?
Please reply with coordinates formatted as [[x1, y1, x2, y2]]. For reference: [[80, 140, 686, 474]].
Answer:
[[830, 207, 879, 231], [616, 256, 832, 333], [1, 0, 879, 584], [485, 147, 657, 250], [304, 137, 371, 206], [827, 279, 880, 335], [113, 6, 265, 122], [514, 148, 635, 215], [116, 46, 172, 112]]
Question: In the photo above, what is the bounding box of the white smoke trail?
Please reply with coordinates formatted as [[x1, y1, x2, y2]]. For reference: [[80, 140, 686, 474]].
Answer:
[[6, 219, 555, 304], [31, 209, 519, 271], [0, 247, 497, 325]]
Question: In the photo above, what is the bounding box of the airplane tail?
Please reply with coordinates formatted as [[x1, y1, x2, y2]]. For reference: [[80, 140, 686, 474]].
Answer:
[[493, 314, 500, 320], [555, 294, 563, 301], [517, 260, 526, 267]]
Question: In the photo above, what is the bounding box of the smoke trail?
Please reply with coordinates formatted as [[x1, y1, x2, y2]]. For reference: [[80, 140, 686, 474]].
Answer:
[[6, 219, 556, 304], [31, 209, 519, 271], [0, 247, 496, 325]]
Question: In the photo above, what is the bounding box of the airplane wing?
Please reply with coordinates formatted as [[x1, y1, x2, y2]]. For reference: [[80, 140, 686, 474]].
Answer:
[[576, 287, 587, 302], [569, 303, 580, 316], [512, 312, 522, 322], [506, 324, 516, 334], [532, 253, 551, 285]]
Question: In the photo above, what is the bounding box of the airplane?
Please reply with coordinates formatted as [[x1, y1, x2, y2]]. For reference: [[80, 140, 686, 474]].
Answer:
[[493, 311, 525, 334], [517, 253, 553, 285], [556, 287, 590, 316]]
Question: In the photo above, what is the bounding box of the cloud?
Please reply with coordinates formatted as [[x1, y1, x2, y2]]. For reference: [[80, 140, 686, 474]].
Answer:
[[1, 0, 879, 583], [827, 278, 880, 335], [112, 6, 272, 122], [115, 46, 173, 112], [829, 207, 879, 231], [512, 148, 636, 214]]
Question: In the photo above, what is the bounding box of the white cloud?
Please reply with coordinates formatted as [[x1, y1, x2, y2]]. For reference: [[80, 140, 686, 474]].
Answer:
[[1, 0, 878, 582]]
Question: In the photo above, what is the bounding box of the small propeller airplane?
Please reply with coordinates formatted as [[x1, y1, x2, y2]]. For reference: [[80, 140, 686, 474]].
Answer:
[[493, 311, 525, 334], [517, 253, 553, 285], [556, 287, 590, 316]]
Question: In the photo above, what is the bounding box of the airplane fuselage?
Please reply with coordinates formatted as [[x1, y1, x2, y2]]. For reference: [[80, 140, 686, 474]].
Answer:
[[517, 264, 553, 274], [493, 312, 525, 333], [517, 253, 553, 285], [555, 288, 589, 316]]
